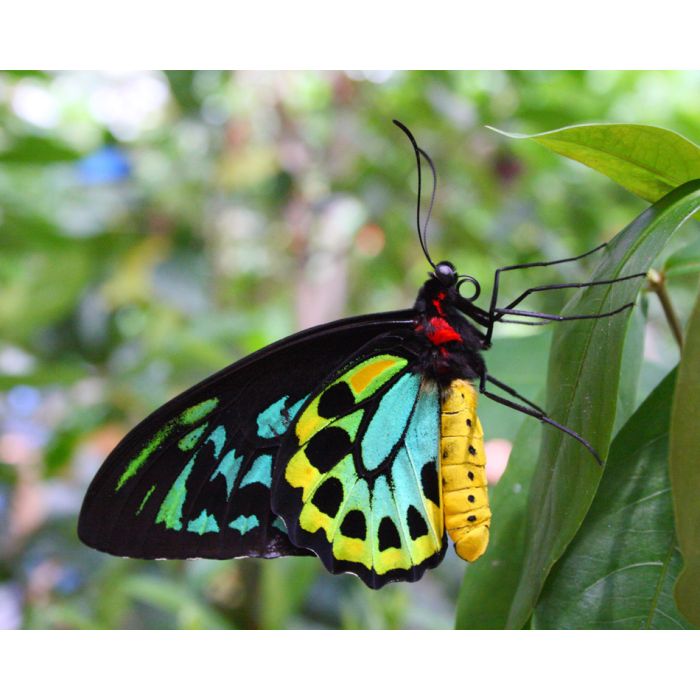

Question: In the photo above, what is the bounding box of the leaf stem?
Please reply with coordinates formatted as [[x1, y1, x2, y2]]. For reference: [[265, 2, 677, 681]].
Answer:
[[647, 269, 684, 350]]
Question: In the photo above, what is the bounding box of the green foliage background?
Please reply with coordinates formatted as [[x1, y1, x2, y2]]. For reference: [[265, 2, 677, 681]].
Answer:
[[0, 70, 698, 629]]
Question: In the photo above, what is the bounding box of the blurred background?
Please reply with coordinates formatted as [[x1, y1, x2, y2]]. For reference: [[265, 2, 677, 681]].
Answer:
[[1, 70, 698, 629]]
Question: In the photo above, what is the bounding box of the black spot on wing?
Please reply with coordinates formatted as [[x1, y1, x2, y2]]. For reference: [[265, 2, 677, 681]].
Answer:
[[311, 477, 344, 517], [378, 517, 401, 551], [407, 505, 429, 539], [340, 509, 367, 539], [420, 459, 439, 506], [305, 427, 352, 473], [317, 382, 355, 419]]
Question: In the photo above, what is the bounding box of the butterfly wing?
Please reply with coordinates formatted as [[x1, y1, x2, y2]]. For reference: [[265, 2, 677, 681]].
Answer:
[[78, 310, 414, 560], [272, 339, 446, 589]]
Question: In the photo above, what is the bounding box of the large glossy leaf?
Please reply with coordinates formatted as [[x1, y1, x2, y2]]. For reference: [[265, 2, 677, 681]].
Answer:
[[670, 285, 700, 627], [507, 179, 700, 629], [491, 124, 700, 205], [533, 371, 691, 629], [455, 305, 644, 628]]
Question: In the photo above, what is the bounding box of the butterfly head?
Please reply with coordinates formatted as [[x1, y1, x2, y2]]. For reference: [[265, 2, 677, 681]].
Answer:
[[434, 260, 457, 286], [433, 260, 481, 303]]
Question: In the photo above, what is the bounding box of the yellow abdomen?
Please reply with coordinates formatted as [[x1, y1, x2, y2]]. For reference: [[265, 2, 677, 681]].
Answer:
[[440, 379, 491, 562]]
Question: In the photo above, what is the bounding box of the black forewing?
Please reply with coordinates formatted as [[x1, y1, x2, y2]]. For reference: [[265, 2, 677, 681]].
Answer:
[[78, 310, 414, 560]]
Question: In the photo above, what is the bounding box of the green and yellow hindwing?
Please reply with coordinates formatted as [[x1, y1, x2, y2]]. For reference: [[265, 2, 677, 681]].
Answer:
[[273, 353, 446, 588]]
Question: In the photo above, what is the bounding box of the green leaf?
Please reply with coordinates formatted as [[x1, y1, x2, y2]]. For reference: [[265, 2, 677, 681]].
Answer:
[[614, 303, 645, 433], [0, 134, 81, 163], [491, 124, 700, 205], [455, 414, 540, 628], [670, 284, 700, 626], [259, 557, 320, 629], [475, 332, 550, 442], [0, 249, 93, 344], [507, 179, 700, 629], [534, 370, 691, 629], [455, 306, 643, 629], [663, 237, 700, 278], [120, 574, 230, 629], [0, 362, 87, 391]]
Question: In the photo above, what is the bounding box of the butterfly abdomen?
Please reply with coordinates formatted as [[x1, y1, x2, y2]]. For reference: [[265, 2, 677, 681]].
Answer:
[[440, 379, 491, 562]]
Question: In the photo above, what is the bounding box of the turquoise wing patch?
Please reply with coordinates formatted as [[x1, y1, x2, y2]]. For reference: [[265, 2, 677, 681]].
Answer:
[[80, 386, 313, 561], [146, 393, 307, 539]]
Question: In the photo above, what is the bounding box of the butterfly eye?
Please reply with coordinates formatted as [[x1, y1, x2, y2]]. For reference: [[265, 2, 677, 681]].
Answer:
[[457, 274, 481, 302], [435, 261, 457, 285]]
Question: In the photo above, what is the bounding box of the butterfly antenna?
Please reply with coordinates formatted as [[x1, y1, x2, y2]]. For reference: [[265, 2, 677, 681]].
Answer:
[[393, 119, 437, 270]]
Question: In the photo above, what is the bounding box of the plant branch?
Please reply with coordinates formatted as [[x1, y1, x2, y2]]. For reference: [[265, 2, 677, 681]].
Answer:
[[647, 268, 684, 350]]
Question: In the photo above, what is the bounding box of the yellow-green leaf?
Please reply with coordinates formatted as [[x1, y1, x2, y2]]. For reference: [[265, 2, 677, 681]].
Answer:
[[670, 284, 700, 626], [491, 124, 700, 204]]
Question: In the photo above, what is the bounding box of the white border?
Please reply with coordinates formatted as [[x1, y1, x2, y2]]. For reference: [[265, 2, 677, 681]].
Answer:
[[0, 630, 697, 698], [2, 1, 700, 69]]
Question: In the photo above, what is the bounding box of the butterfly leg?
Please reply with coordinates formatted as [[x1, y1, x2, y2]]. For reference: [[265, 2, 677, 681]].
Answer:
[[493, 300, 636, 325], [493, 272, 647, 324], [484, 373, 546, 415], [478, 373, 603, 465], [483, 243, 608, 344]]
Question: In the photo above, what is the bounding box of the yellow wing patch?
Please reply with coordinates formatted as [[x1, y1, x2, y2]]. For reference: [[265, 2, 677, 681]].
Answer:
[[295, 355, 407, 444], [349, 357, 397, 394]]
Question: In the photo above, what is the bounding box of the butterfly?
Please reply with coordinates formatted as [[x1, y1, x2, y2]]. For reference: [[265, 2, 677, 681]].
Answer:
[[79, 121, 642, 589]]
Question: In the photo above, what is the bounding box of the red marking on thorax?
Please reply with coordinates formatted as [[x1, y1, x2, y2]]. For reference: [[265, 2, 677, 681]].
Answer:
[[416, 290, 463, 346], [427, 317, 462, 345], [431, 291, 446, 316]]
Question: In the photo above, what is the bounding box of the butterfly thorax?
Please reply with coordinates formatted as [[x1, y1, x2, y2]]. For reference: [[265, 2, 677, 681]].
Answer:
[[413, 277, 486, 386]]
